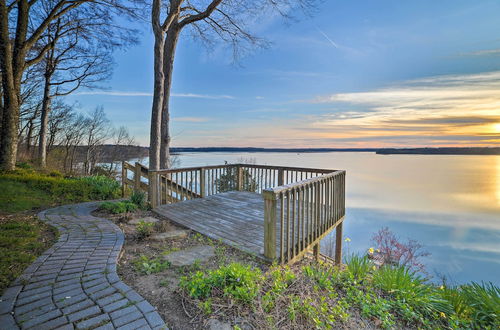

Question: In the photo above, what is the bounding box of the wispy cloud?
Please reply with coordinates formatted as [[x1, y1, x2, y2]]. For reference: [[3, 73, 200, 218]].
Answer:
[[75, 90, 234, 99], [461, 48, 500, 57], [173, 117, 210, 123], [284, 71, 500, 147]]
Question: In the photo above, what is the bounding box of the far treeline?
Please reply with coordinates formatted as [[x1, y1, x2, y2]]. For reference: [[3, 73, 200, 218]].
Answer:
[[166, 147, 500, 155]]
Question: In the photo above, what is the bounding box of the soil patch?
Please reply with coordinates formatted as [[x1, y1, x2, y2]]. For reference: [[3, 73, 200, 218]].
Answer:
[[93, 207, 266, 329]]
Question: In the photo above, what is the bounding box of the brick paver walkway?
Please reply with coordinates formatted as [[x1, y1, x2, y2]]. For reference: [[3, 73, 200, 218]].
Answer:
[[0, 202, 167, 330]]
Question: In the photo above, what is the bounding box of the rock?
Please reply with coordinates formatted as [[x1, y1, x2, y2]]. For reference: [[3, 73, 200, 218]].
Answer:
[[150, 230, 189, 241], [128, 216, 159, 225], [163, 245, 215, 267], [206, 319, 231, 330]]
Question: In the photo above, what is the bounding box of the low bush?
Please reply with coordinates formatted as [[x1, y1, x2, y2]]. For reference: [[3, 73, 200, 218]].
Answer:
[[100, 201, 137, 214], [179, 257, 500, 329], [0, 168, 121, 209], [130, 190, 148, 209], [136, 221, 155, 239], [180, 262, 263, 303], [373, 265, 452, 324], [345, 253, 373, 280]]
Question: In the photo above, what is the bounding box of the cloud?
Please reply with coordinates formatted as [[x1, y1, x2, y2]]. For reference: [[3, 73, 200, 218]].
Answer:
[[173, 117, 210, 123], [308, 71, 500, 141], [167, 71, 500, 148], [75, 90, 234, 99], [461, 49, 500, 57]]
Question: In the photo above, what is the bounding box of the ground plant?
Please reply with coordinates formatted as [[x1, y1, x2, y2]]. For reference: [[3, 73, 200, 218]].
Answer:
[[179, 256, 500, 329], [133, 255, 171, 275], [136, 221, 155, 239], [100, 201, 137, 214]]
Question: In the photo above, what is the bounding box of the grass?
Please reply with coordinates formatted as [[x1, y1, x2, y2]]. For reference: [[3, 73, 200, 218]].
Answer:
[[0, 167, 121, 212], [178, 256, 500, 329], [0, 213, 56, 293], [0, 179, 54, 212], [0, 164, 122, 294]]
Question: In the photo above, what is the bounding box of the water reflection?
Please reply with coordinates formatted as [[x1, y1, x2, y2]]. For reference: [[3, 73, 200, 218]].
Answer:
[[140, 152, 500, 284]]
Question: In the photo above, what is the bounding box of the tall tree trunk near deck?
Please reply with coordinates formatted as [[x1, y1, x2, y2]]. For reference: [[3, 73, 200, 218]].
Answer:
[[159, 26, 180, 169], [149, 1, 165, 171], [38, 74, 52, 168]]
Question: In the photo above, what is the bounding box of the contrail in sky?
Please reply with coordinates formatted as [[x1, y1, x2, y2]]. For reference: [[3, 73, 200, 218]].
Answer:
[[316, 27, 340, 49]]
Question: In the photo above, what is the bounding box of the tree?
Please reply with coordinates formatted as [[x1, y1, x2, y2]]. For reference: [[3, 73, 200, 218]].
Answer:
[[82, 106, 112, 174], [0, 0, 135, 170], [148, 0, 316, 171], [36, 5, 136, 168]]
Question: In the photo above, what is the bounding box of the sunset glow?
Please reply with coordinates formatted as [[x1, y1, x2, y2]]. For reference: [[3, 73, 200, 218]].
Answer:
[[67, 1, 500, 149]]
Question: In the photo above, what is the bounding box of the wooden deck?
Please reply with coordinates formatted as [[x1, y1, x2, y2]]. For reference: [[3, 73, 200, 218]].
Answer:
[[126, 161, 346, 264], [154, 191, 269, 258]]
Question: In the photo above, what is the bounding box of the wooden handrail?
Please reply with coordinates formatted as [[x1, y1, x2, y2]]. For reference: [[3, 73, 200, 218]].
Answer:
[[263, 170, 345, 195]]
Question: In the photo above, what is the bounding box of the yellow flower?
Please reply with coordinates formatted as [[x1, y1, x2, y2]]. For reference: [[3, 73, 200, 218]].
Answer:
[[372, 265, 377, 271], [376, 249, 380, 253], [440, 312, 446, 318], [344, 237, 351, 242], [368, 247, 374, 254], [439, 285, 444, 290]]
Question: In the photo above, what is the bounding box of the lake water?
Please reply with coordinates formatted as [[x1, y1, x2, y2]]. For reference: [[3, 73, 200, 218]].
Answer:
[[135, 152, 500, 284]]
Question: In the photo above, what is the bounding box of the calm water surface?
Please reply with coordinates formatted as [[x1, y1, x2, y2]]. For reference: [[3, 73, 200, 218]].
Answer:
[[139, 152, 500, 284]]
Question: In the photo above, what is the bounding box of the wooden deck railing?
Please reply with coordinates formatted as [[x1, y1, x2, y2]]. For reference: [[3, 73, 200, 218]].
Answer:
[[262, 170, 346, 264], [122, 161, 346, 264]]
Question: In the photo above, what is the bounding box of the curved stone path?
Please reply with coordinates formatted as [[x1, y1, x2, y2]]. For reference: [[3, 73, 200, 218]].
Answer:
[[0, 202, 167, 330]]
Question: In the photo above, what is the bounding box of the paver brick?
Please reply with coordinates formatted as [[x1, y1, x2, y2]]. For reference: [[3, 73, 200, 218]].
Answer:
[[0, 202, 166, 329], [20, 308, 62, 329], [116, 317, 150, 330], [67, 305, 101, 323], [75, 313, 110, 329], [102, 298, 129, 313]]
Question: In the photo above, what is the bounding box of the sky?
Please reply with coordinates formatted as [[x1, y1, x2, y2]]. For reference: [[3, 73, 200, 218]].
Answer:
[[66, 0, 500, 148]]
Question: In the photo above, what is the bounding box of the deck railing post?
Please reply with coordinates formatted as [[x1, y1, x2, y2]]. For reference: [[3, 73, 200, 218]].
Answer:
[[278, 169, 284, 186], [335, 221, 343, 265], [134, 162, 141, 192], [263, 190, 277, 260], [313, 243, 320, 261], [200, 168, 206, 197], [237, 165, 243, 191], [148, 171, 160, 208], [121, 161, 127, 197]]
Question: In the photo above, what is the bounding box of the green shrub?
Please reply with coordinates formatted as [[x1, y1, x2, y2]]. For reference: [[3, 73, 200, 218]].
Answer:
[[372, 266, 451, 321], [345, 254, 373, 280], [1, 170, 121, 206], [458, 282, 500, 328], [130, 190, 147, 209], [180, 262, 262, 303], [77, 176, 121, 200], [215, 167, 258, 193], [133, 255, 170, 275], [100, 201, 137, 214], [136, 221, 154, 239]]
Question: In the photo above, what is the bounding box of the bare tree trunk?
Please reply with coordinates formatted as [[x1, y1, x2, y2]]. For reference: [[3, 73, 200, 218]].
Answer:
[[160, 26, 180, 169], [38, 73, 52, 168], [149, 0, 165, 171], [0, 0, 28, 171]]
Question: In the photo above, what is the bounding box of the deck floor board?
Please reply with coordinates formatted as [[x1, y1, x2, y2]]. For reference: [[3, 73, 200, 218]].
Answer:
[[154, 191, 332, 261], [154, 191, 270, 258]]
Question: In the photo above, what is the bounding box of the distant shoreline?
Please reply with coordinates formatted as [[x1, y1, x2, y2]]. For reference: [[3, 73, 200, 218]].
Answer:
[[167, 147, 499, 155]]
